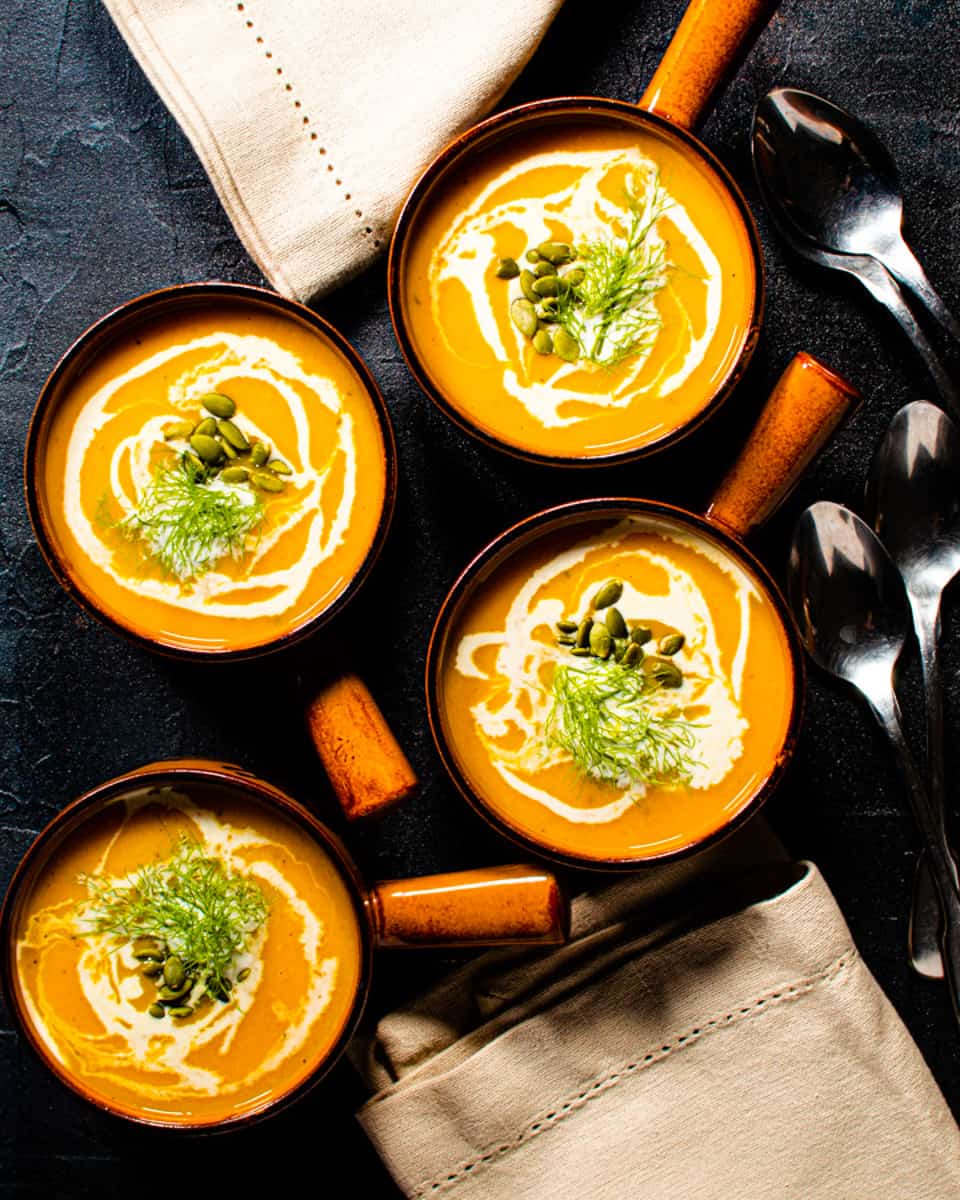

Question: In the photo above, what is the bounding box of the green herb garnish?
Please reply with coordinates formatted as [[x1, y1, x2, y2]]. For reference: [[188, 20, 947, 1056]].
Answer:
[[124, 459, 264, 581], [545, 657, 698, 789], [79, 836, 269, 1003]]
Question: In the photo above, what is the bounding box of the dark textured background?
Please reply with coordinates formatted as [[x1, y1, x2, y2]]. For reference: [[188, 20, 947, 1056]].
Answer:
[[2, 0, 959, 1194]]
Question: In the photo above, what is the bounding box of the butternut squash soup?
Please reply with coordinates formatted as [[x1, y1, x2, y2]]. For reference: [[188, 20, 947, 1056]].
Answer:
[[11, 784, 364, 1126], [400, 119, 757, 460], [437, 513, 794, 863], [36, 298, 388, 653]]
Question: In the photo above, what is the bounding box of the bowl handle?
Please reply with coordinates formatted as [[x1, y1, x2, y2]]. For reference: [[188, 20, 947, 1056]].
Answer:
[[306, 673, 418, 820], [639, 0, 778, 131], [705, 352, 861, 541], [367, 864, 568, 948]]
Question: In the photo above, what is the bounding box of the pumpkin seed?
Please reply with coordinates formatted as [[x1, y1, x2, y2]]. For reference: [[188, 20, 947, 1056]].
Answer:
[[605, 607, 628, 638], [217, 419, 249, 452], [141, 962, 163, 978], [194, 417, 218, 438], [220, 466, 250, 484], [630, 625, 652, 645], [532, 275, 559, 298], [168, 1006, 193, 1019], [189, 434, 224, 464], [556, 620, 578, 634], [533, 260, 557, 278], [269, 460, 293, 475], [163, 956, 186, 990], [201, 392, 237, 419], [659, 633, 685, 656], [220, 438, 238, 460], [532, 329, 554, 355], [557, 634, 576, 646], [589, 625, 613, 659], [622, 642, 644, 668], [565, 267, 585, 287], [182, 452, 205, 480], [536, 303, 558, 323], [237, 968, 251, 983], [157, 983, 191, 1003], [163, 419, 194, 441], [133, 938, 165, 959], [571, 647, 593, 657], [525, 249, 541, 264], [575, 616, 593, 647], [251, 470, 284, 493], [148, 1003, 165, 1019], [250, 441, 270, 467], [592, 578, 623, 609], [648, 658, 683, 688], [510, 297, 539, 339], [553, 328, 580, 363], [536, 241, 575, 265], [519, 269, 539, 303], [495, 257, 520, 279]]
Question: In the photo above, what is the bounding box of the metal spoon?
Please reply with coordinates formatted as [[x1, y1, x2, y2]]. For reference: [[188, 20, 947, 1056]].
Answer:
[[866, 402, 960, 979], [788, 501, 960, 1024], [752, 87, 960, 346]]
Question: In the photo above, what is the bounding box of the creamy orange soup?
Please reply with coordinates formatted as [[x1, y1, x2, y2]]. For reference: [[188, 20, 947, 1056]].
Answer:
[[12, 785, 363, 1126], [439, 514, 794, 862], [402, 119, 757, 459], [39, 302, 387, 652]]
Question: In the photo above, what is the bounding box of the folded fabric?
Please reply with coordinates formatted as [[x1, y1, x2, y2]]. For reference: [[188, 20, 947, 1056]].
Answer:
[[100, 0, 564, 301], [355, 825, 960, 1199]]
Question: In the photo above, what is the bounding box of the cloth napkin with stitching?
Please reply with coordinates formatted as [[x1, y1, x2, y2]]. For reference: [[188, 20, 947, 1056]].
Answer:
[[100, 0, 564, 301], [353, 823, 960, 1199]]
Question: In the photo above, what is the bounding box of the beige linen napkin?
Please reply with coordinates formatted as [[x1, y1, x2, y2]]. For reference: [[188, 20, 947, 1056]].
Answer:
[[355, 826, 960, 1199], [100, 0, 564, 301]]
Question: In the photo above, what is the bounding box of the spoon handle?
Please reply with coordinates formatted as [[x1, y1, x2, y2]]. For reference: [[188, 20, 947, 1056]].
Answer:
[[870, 686, 960, 1024], [881, 238, 960, 348], [848, 257, 960, 416]]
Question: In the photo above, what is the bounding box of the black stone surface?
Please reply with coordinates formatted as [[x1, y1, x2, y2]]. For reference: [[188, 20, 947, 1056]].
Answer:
[[2, 0, 959, 1194]]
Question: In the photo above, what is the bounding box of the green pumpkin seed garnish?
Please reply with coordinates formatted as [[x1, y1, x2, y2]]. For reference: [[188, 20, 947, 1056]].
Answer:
[[557, 634, 576, 646], [589, 625, 612, 659], [133, 938, 165, 961], [201, 392, 237, 419], [189, 434, 224, 465], [536, 302, 559, 323], [536, 241, 574, 265], [511, 298, 539, 339], [571, 646, 593, 657], [148, 1003, 166, 1019], [576, 616, 593, 648], [533, 260, 557, 279], [613, 637, 628, 662], [220, 466, 250, 484], [251, 470, 285, 493], [525, 249, 541, 263], [658, 633, 685, 656], [532, 329, 554, 355], [220, 438, 238, 460], [237, 967, 251, 983], [605, 607, 628, 638], [182, 451, 206, 480], [647, 658, 683, 688], [250, 441, 270, 467], [157, 983, 191, 1003], [519, 270, 539, 303], [269, 460, 293, 476], [556, 620, 578, 634], [163, 419, 194, 441], [194, 417, 218, 438], [592, 579, 623, 609], [622, 642, 644, 668], [141, 962, 163, 978], [163, 956, 186, 989], [168, 1006, 193, 1019], [565, 267, 585, 287], [217, 419, 249, 452], [532, 275, 559, 298], [496, 257, 520, 279], [630, 625, 652, 645], [553, 328, 580, 363]]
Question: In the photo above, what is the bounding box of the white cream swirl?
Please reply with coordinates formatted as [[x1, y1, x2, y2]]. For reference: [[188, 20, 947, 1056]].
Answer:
[[454, 520, 756, 825], [430, 148, 723, 429], [64, 332, 357, 620]]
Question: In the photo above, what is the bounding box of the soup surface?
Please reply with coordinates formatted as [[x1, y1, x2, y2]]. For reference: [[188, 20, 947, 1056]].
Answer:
[[12, 786, 363, 1125], [402, 119, 757, 459], [438, 514, 794, 862], [39, 301, 388, 652]]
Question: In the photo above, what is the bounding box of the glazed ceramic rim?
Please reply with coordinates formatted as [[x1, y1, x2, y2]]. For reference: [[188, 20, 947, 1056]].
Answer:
[[388, 97, 765, 469], [23, 281, 398, 662], [0, 759, 375, 1133], [425, 498, 805, 870]]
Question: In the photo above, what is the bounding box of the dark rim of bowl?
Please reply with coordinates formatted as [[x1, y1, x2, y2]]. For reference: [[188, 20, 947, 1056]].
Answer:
[[388, 96, 765, 469], [23, 281, 399, 662], [424, 498, 805, 871], [0, 759, 375, 1132]]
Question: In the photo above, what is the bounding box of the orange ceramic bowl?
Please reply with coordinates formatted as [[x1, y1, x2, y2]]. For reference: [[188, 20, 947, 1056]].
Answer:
[[0, 761, 566, 1130], [24, 282, 397, 662]]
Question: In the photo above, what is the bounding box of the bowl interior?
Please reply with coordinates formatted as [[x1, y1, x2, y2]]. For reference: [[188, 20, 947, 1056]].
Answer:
[[427, 501, 800, 868], [0, 762, 373, 1129], [390, 99, 763, 466], [26, 283, 396, 660]]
